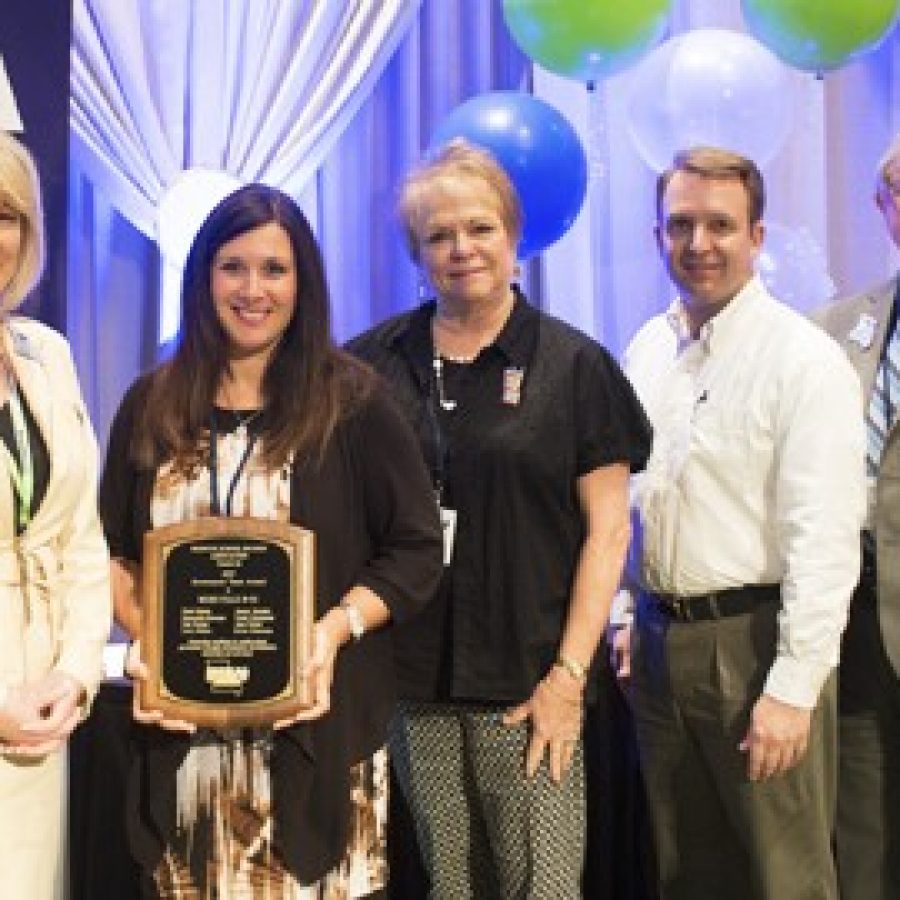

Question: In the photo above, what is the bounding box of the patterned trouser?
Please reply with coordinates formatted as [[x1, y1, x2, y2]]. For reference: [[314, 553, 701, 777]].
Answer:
[[389, 704, 585, 899]]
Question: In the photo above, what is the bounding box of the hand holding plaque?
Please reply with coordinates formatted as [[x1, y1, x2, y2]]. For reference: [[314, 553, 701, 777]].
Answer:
[[140, 517, 315, 729]]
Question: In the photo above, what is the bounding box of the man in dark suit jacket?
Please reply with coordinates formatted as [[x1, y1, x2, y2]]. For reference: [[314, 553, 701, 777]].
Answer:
[[813, 134, 900, 900]]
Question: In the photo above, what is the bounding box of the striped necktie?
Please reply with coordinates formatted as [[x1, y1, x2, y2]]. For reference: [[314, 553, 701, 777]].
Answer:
[[866, 304, 900, 475]]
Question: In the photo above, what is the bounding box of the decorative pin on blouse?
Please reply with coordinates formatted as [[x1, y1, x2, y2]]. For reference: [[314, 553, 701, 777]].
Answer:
[[847, 313, 877, 350], [502, 367, 525, 406]]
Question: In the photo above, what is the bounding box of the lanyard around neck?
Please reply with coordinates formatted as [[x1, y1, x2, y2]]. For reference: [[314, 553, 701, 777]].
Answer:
[[208, 412, 260, 517], [0, 380, 34, 528]]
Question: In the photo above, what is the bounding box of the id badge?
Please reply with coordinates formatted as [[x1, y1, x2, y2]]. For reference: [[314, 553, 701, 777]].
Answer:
[[439, 506, 457, 566]]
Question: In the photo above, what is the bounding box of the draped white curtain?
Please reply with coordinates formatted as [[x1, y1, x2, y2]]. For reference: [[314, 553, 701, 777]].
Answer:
[[72, 0, 422, 228], [71, 0, 422, 341], [68, 0, 526, 443]]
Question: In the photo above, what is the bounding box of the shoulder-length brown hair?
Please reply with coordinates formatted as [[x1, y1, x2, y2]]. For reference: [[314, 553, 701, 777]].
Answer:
[[135, 183, 372, 473]]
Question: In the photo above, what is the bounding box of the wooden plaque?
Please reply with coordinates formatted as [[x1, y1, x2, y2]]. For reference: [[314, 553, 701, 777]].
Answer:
[[141, 517, 314, 728]]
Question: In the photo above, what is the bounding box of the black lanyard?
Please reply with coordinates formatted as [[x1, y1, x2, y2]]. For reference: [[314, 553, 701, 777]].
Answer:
[[426, 363, 449, 504], [208, 413, 260, 516]]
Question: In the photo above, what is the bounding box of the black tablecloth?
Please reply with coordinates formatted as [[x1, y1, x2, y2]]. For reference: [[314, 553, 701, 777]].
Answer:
[[68, 664, 655, 899]]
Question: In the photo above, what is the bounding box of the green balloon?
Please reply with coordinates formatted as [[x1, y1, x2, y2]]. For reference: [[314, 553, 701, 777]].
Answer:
[[742, 0, 899, 71], [503, 0, 672, 82]]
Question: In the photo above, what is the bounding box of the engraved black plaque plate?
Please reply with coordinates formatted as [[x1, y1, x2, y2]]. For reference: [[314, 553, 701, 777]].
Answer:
[[141, 517, 314, 728]]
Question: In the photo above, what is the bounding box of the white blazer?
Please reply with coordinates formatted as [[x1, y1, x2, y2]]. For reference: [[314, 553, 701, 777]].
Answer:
[[0, 317, 111, 697]]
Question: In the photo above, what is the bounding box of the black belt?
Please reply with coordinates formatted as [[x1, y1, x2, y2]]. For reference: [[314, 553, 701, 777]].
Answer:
[[853, 533, 878, 602], [648, 584, 780, 623], [861, 532, 877, 582]]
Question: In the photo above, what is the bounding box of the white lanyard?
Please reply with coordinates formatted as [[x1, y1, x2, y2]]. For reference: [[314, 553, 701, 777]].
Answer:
[[0, 380, 34, 528]]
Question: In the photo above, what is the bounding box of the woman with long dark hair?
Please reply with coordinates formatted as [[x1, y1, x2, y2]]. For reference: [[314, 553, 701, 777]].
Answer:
[[101, 183, 442, 898]]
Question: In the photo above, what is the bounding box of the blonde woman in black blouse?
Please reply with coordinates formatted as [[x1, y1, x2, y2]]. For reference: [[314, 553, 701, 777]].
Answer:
[[350, 141, 652, 899]]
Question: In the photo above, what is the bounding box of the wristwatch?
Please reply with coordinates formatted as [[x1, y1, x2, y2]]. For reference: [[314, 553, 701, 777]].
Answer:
[[340, 598, 366, 641], [555, 653, 587, 682]]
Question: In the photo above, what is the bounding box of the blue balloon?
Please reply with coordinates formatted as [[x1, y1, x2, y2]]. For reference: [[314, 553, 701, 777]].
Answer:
[[429, 92, 588, 260]]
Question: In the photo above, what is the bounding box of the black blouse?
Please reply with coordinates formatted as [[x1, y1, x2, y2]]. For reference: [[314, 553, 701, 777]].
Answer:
[[348, 292, 652, 706], [99, 374, 443, 883]]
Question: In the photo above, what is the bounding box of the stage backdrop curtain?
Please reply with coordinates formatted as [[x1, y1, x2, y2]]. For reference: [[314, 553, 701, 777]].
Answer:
[[65, 4, 898, 899], [68, 0, 900, 446]]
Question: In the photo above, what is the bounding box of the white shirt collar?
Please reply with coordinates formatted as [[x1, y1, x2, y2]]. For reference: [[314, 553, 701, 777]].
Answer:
[[665, 275, 766, 354]]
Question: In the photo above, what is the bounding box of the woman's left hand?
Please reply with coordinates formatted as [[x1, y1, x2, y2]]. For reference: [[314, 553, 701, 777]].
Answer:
[[503, 666, 584, 784], [274, 617, 340, 728]]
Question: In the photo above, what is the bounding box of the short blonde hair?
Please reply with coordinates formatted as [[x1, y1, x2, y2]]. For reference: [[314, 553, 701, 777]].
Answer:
[[399, 139, 522, 262], [0, 131, 45, 312]]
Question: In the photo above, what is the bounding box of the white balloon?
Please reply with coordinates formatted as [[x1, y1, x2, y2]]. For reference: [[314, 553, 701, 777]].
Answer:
[[627, 29, 794, 172], [756, 222, 835, 313]]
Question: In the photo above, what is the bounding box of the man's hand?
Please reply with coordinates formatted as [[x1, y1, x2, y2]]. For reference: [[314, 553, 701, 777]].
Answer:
[[739, 694, 811, 781]]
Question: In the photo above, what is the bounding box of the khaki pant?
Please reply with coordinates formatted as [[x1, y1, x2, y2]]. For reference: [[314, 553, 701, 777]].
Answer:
[[630, 599, 838, 900]]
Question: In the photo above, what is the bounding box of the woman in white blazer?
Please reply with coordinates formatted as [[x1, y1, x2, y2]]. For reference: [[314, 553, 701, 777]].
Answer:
[[0, 131, 111, 898]]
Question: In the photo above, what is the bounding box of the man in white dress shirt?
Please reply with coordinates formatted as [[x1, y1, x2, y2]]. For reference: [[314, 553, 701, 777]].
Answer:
[[621, 146, 865, 899], [812, 134, 900, 900]]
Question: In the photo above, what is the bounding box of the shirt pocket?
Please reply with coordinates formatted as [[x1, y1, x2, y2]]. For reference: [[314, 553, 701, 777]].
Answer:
[[690, 397, 773, 472]]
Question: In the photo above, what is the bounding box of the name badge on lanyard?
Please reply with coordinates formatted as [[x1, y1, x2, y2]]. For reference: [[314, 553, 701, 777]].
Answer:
[[0, 381, 34, 528], [439, 505, 457, 566]]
